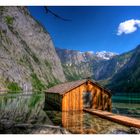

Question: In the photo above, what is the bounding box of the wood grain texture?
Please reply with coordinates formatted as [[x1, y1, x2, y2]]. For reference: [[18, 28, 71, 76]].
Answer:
[[84, 109, 140, 129], [46, 80, 112, 111]]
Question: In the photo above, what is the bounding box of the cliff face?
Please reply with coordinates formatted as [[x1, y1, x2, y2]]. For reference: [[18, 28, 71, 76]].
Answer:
[[1, 6, 138, 93], [56, 48, 96, 81], [56, 47, 117, 81], [93, 50, 133, 80], [0, 7, 66, 91], [107, 45, 140, 92]]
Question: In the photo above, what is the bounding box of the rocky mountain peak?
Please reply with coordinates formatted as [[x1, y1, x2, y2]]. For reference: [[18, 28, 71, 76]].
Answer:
[[95, 51, 118, 60]]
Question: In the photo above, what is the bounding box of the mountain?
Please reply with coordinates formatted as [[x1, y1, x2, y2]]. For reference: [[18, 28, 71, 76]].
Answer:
[[56, 45, 140, 93], [107, 45, 140, 92], [56, 47, 117, 81], [56, 48, 95, 81], [1, 7, 139, 93], [0, 7, 66, 92], [95, 51, 117, 60], [93, 50, 134, 80], [56, 46, 135, 90]]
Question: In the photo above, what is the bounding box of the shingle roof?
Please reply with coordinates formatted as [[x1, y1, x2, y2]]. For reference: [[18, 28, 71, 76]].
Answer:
[[45, 79, 111, 96], [46, 79, 87, 95]]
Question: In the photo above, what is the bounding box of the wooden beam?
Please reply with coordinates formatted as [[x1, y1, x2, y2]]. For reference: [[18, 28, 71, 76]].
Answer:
[[84, 109, 140, 129]]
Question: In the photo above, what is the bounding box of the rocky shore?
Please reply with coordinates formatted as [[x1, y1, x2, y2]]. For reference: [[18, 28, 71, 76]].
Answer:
[[0, 121, 70, 134], [0, 93, 70, 134], [109, 127, 140, 134], [1, 119, 140, 134]]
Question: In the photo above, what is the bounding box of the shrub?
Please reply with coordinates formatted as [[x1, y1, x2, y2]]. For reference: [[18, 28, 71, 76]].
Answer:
[[5, 16, 14, 25], [44, 60, 52, 70], [28, 94, 42, 108], [47, 77, 60, 88], [7, 82, 22, 93], [31, 73, 46, 91]]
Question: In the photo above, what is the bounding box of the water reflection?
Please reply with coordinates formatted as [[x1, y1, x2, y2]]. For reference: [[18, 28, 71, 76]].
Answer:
[[62, 111, 86, 134], [112, 93, 140, 119], [46, 111, 129, 134], [0, 93, 45, 122], [112, 93, 140, 104], [1, 92, 139, 134], [112, 103, 140, 119]]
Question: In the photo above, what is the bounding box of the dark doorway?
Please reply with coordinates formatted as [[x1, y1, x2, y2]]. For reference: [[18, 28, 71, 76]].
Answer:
[[83, 91, 93, 108]]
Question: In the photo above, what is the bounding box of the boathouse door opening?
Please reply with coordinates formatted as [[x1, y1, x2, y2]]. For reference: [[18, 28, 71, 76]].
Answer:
[[83, 91, 93, 108]]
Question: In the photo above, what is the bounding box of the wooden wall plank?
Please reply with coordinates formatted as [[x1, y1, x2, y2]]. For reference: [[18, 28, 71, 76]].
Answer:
[[46, 80, 112, 112]]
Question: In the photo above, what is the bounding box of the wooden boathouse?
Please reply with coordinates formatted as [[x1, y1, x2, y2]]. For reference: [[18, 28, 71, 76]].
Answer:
[[45, 79, 112, 111]]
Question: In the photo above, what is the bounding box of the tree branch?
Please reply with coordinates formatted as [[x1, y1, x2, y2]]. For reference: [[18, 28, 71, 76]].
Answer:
[[44, 7, 71, 21]]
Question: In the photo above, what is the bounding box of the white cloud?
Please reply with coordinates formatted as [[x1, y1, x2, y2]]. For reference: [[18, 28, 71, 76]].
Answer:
[[117, 19, 140, 35]]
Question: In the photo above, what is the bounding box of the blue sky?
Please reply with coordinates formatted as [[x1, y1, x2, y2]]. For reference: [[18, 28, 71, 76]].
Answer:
[[28, 6, 140, 54]]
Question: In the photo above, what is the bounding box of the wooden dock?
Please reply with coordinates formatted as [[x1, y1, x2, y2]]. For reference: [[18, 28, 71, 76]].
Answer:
[[84, 108, 140, 129]]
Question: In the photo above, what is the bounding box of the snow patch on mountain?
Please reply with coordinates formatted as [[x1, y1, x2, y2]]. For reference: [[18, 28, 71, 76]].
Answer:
[[96, 51, 117, 60]]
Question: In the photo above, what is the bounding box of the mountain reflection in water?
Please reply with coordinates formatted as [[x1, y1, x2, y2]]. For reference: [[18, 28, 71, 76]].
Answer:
[[112, 93, 140, 119]]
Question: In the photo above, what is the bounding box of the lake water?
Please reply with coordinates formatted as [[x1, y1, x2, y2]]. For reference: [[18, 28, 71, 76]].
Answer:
[[112, 93, 140, 119], [0, 92, 140, 134], [0, 92, 46, 124], [112, 92, 140, 103], [46, 110, 130, 134], [45, 92, 140, 134]]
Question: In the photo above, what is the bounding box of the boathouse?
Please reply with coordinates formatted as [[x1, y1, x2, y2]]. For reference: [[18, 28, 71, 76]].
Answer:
[[45, 79, 112, 111]]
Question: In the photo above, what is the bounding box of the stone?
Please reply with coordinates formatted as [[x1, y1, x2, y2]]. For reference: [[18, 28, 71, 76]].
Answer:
[[129, 127, 140, 134]]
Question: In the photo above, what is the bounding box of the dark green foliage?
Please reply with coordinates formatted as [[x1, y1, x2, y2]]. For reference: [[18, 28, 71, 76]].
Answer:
[[107, 45, 140, 92], [65, 72, 82, 81], [7, 82, 22, 93], [0, 7, 4, 11], [19, 55, 34, 71], [47, 82, 57, 88], [28, 94, 42, 108], [0, 30, 2, 38], [31, 73, 46, 91], [20, 40, 40, 64], [62, 64, 83, 81], [4, 16, 14, 26], [47, 77, 60, 88], [0, 7, 4, 15], [116, 51, 133, 62], [32, 53, 40, 64], [44, 60, 52, 70]]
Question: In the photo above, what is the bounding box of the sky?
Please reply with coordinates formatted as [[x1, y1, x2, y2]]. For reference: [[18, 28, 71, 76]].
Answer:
[[28, 6, 140, 54]]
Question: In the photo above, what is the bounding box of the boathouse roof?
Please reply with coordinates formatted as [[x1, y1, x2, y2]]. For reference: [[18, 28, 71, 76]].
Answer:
[[46, 79, 111, 96]]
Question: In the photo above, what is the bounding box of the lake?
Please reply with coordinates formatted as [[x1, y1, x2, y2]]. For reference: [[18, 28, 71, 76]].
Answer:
[[45, 110, 129, 134], [112, 93, 140, 119], [0, 92, 140, 134], [45, 92, 140, 133]]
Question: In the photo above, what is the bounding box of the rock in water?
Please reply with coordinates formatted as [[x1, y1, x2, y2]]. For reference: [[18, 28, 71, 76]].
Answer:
[[129, 127, 140, 134], [0, 122, 70, 134]]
